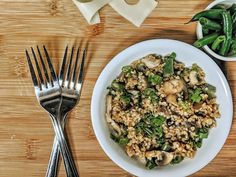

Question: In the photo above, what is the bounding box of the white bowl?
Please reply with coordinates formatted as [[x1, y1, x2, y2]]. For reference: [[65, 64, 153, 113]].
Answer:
[[91, 39, 233, 177], [196, 0, 236, 61]]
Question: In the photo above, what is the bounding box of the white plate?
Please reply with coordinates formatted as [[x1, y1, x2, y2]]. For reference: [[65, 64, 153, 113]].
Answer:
[[91, 39, 233, 177]]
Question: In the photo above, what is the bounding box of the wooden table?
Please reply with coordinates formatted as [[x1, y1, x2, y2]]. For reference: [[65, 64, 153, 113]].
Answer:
[[0, 0, 235, 176]]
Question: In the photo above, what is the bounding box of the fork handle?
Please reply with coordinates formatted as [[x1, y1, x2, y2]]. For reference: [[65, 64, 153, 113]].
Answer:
[[50, 115, 79, 177], [46, 114, 67, 177]]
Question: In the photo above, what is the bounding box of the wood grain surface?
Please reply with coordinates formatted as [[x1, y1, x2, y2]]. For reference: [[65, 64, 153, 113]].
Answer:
[[0, 0, 235, 176]]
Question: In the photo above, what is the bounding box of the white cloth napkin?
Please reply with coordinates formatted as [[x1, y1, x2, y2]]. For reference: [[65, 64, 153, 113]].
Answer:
[[72, 0, 158, 27], [72, 0, 112, 24]]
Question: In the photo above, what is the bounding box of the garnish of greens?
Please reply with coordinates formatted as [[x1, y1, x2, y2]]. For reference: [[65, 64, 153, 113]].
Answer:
[[187, 3, 236, 56], [106, 53, 219, 170]]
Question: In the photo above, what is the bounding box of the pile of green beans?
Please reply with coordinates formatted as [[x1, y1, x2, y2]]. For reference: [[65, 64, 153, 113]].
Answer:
[[188, 3, 236, 57]]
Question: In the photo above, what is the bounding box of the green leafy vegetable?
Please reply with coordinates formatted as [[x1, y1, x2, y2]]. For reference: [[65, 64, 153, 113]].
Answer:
[[148, 74, 163, 85], [146, 159, 157, 169], [144, 88, 159, 103], [197, 128, 209, 139], [193, 128, 209, 148], [190, 88, 202, 103], [110, 133, 129, 146], [170, 156, 184, 165], [118, 138, 129, 146], [122, 66, 132, 76], [111, 81, 124, 91], [120, 93, 131, 107], [178, 100, 189, 111], [191, 63, 201, 72], [194, 139, 203, 148], [135, 114, 165, 138], [156, 137, 165, 146], [162, 143, 171, 152], [144, 114, 165, 126]]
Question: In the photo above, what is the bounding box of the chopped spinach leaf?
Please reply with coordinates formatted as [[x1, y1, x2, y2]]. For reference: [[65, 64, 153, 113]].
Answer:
[[148, 74, 163, 85], [171, 156, 184, 164], [144, 88, 159, 103], [190, 88, 202, 103], [146, 159, 157, 169]]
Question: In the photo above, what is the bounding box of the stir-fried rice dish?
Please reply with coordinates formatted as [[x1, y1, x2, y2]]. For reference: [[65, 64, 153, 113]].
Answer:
[[105, 52, 220, 169]]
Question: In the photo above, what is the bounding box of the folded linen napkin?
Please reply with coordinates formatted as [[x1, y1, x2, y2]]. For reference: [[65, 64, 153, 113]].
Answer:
[[72, 0, 111, 24], [72, 0, 158, 27]]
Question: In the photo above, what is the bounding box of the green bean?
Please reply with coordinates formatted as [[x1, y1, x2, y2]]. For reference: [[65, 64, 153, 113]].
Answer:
[[211, 35, 226, 51], [163, 52, 175, 77], [212, 4, 228, 10], [202, 26, 209, 35], [232, 12, 236, 35], [186, 9, 224, 24], [193, 33, 219, 48], [219, 38, 231, 56], [216, 45, 221, 51], [203, 83, 216, 99], [228, 39, 236, 56], [199, 17, 222, 31], [230, 3, 236, 14], [222, 11, 233, 39], [233, 12, 236, 24]]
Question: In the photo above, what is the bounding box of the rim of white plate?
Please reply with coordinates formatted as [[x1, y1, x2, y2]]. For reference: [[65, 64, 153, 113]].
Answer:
[[91, 39, 233, 177]]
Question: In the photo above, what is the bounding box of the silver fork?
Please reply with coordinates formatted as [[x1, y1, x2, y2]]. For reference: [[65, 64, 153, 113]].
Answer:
[[25, 46, 79, 177], [46, 46, 86, 177]]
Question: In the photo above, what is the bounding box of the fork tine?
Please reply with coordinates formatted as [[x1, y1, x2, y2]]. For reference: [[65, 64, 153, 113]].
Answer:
[[25, 50, 39, 87], [37, 46, 50, 84], [77, 49, 86, 85], [31, 47, 44, 86], [65, 46, 74, 85], [59, 45, 68, 85], [43, 46, 57, 83], [72, 47, 80, 84]]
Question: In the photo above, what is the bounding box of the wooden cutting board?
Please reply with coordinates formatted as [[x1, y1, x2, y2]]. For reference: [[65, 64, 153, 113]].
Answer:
[[0, 0, 235, 176]]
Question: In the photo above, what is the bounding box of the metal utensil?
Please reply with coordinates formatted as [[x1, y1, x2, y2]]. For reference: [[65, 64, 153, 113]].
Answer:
[[25, 46, 79, 177], [46, 46, 86, 177]]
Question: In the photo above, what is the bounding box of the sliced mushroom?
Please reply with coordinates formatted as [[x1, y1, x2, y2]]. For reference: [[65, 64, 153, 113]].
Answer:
[[155, 152, 173, 166], [141, 55, 161, 68], [106, 95, 112, 119], [127, 90, 139, 96], [166, 94, 178, 106], [189, 70, 199, 85], [135, 62, 147, 72], [145, 150, 162, 160], [193, 102, 203, 110], [110, 121, 122, 136], [106, 95, 122, 136], [145, 150, 173, 166], [137, 156, 147, 165], [163, 79, 185, 95]]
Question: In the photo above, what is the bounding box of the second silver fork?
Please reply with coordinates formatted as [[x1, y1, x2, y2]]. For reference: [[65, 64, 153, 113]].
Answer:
[[46, 46, 86, 177], [25, 46, 80, 177]]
